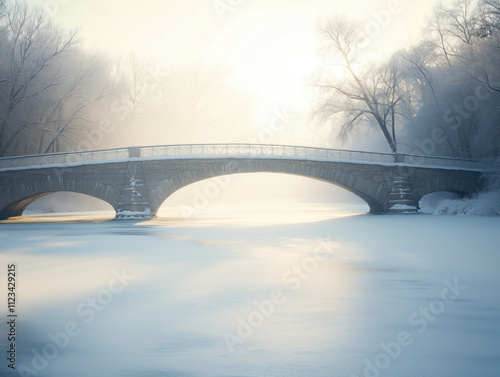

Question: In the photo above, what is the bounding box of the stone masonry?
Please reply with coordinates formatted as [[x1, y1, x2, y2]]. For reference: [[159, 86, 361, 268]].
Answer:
[[0, 153, 484, 220]]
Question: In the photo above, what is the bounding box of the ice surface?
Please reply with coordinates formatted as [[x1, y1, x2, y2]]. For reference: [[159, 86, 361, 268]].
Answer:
[[0, 203, 499, 377]]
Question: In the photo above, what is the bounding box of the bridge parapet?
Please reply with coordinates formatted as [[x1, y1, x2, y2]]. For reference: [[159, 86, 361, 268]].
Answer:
[[0, 148, 129, 169], [0, 144, 489, 171], [137, 144, 396, 164], [396, 153, 489, 171]]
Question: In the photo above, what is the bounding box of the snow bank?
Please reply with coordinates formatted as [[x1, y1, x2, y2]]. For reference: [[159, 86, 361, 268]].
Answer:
[[434, 190, 500, 216], [434, 167, 500, 216]]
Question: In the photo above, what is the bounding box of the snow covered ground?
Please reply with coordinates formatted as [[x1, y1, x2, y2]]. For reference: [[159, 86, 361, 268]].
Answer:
[[0, 203, 499, 377], [425, 170, 500, 216]]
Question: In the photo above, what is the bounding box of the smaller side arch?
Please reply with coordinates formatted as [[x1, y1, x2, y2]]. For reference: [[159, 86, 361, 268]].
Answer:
[[418, 190, 467, 212], [0, 172, 121, 220], [0, 191, 117, 220], [0, 193, 53, 219], [410, 168, 483, 204]]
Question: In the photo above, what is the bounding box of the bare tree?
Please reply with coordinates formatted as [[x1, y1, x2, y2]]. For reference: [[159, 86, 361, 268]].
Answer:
[[0, 3, 77, 155], [37, 53, 119, 154], [478, 0, 500, 34], [428, 0, 480, 65], [116, 53, 158, 118], [0, 2, 124, 156], [401, 40, 446, 112], [313, 17, 404, 153], [462, 0, 500, 92]]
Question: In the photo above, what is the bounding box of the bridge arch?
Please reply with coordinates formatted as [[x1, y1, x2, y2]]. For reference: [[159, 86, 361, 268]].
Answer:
[[418, 190, 466, 211], [410, 169, 481, 205], [146, 158, 388, 217], [155, 172, 372, 218], [30, 192, 115, 214], [0, 190, 118, 220], [0, 173, 120, 220]]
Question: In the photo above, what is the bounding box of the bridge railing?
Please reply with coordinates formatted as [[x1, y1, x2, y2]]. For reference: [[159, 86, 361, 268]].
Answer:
[[0, 143, 489, 170], [138, 144, 397, 164], [399, 153, 488, 170], [136, 144, 488, 170], [0, 148, 130, 169]]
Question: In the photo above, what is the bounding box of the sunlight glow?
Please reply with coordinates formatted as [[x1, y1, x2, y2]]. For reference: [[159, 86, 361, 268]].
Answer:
[[32, 0, 441, 130]]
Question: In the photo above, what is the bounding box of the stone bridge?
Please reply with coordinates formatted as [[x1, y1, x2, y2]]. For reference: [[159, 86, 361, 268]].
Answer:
[[0, 144, 488, 220]]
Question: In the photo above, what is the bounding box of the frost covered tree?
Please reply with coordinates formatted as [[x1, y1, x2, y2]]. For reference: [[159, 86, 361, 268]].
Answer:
[[403, 0, 500, 159], [35, 51, 120, 154], [428, 0, 480, 66], [0, 2, 122, 156], [313, 17, 408, 153], [0, 3, 76, 155], [313, 2, 500, 160]]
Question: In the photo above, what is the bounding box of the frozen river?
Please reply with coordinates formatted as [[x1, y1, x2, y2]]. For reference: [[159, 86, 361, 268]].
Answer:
[[1, 203, 499, 377]]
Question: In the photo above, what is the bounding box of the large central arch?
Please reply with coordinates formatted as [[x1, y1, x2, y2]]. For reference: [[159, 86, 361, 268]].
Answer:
[[143, 158, 390, 217], [156, 171, 371, 220]]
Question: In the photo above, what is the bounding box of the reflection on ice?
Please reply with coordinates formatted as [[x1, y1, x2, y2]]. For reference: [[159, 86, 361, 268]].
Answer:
[[157, 201, 369, 227], [7, 201, 368, 225], [15, 211, 116, 223]]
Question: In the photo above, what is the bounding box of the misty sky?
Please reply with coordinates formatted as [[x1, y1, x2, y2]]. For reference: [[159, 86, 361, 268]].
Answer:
[[30, 0, 442, 114]]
